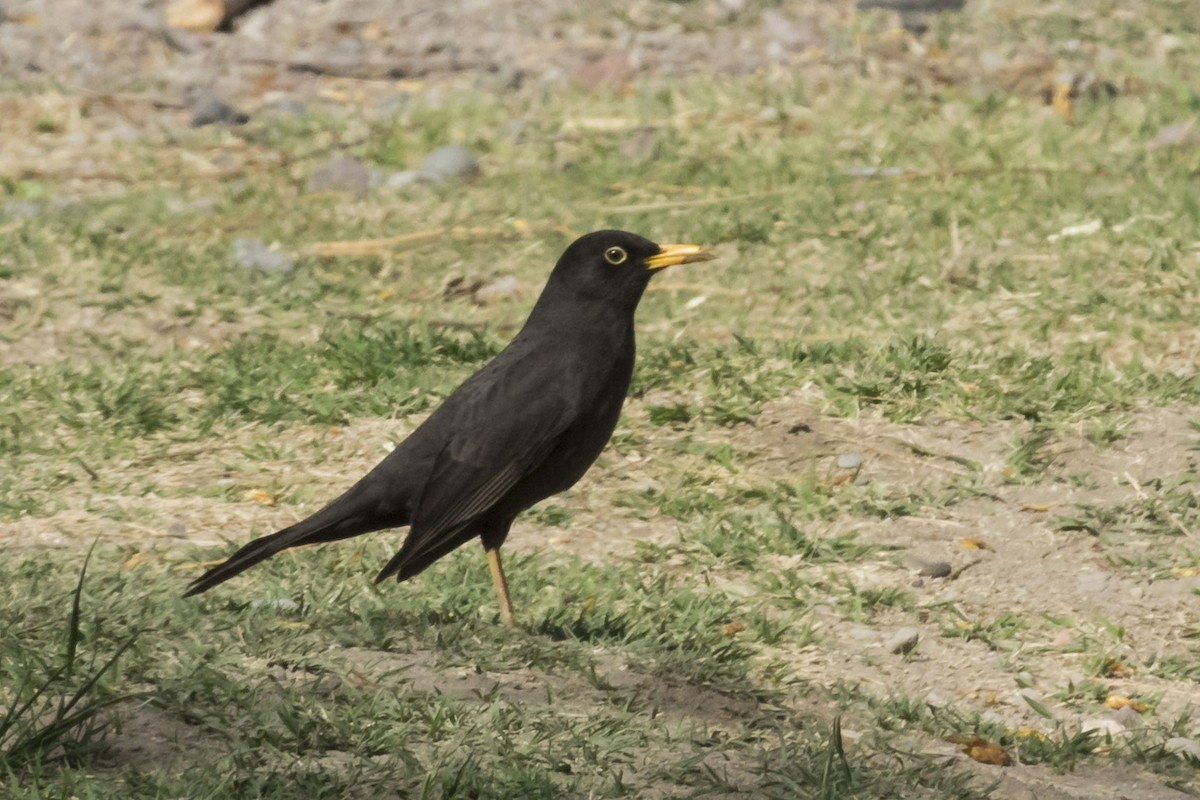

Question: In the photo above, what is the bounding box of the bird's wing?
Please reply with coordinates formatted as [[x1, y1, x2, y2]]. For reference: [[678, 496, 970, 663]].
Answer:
[[383, 373, 576, 574]]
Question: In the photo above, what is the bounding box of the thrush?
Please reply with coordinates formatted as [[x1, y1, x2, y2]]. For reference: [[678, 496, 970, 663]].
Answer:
[[185, 230, 714, 626]]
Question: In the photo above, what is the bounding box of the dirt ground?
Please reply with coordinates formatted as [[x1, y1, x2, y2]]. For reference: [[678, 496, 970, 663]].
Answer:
[[3, 1, 1199, 797]]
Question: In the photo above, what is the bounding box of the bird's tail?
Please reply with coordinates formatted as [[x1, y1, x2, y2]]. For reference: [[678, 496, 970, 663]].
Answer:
[[184, 482, 399, 596]]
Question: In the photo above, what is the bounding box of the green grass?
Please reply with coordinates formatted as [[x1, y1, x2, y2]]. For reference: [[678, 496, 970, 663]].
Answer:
[[3, 0, 1200, 796]]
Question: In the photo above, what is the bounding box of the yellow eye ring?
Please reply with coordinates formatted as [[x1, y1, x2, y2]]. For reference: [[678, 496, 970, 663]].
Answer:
[[604, 246, 628, 265]]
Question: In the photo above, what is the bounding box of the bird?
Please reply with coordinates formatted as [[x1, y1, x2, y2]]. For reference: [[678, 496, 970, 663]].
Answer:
[[185, 230, 714, 627]]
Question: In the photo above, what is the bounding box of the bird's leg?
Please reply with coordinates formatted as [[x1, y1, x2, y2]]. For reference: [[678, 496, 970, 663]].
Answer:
[[485, 545, 517, 628]]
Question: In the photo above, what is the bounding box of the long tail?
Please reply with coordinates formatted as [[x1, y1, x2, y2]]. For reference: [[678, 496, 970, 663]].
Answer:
[[184, 480, 403, 596]]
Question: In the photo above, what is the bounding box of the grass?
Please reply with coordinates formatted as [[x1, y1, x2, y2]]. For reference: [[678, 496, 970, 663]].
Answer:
[[3, 0, 1200, 796]]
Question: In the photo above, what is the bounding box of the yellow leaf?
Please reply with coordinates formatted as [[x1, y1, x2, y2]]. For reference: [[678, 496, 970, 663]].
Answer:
[[1171, 566, 1199, 578], [948, 736, 1013, 766], [1021, 503, 1050, 513], [243, 489, 275, 506], [1014, 727, 1048, 741], [1104, 695, 1146, 713], [959, 536, 993, 551], [276, 621, 312, 630], [1100, 659, 1135, 678], [1052, 80, 1074, 124], [166, 0, 223, 32], [122, 552, 154, 570]]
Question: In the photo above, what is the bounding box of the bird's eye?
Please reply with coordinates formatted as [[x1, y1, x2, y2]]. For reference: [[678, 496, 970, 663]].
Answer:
[[604, 246, 628, 265]]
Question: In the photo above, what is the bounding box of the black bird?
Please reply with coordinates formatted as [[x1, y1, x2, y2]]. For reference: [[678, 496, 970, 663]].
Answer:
[[186, 231, 714, 626]]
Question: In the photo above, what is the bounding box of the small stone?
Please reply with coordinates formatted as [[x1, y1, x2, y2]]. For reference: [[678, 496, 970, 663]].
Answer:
[[1108, 705, 1143, 730], [886, 628, 919, 655], [618, 129, 658, 162], [1075, 571, 1109, 594], [917, 560, 952, 578], [1165, 737, 1200, 760], [474, 275, 524, 304], [572, 51, 631, 90], [102, 123, 140, 143], [757, 106, 781, 122], [260, 98, 308, 117], [250, 598, 299, 611], [419, 144, 481, 182], [371, 92, 415, 120], [190, 94, 249, 127], [231, 238, 294, 274], [836, 453, 862, 470], [167, 522, 187, 537], [1081, 717, 1127, 738], [306, 155, 372, 198], [383, 170, 438, 190], [1, 200, 40, 220]]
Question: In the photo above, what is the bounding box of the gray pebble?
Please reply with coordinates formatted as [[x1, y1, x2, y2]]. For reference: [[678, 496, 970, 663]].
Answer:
[[419, 144, 481, 181], [836, 452, 863, 470], [886, 627, 920, 655], [857, 0, 964, 10], [190, 94, 249, 127], [1165, 737, 1200, 760], [250, 598, 300, 611], [1076, 571, 1110, 594], [306, 155, 372, 198], [383, 169, 439, 190], [918, 560, 952, 578], [474, 275, 524, 304], [618, 128, 658, 162], [103, 123, 140, 143], [1081, 717, 1127, 737], [1, 200, 40, 220], [260, 98, 308, 117], [231, 238, 294, 274]]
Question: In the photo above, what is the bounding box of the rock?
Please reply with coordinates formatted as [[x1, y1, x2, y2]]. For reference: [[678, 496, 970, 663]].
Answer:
[[190, 93, 249, 127], [836, 453, 863, 470], [250, 598, 300, 611], [762, 9, 820, 53], [102, 123, 140, 143], [474, 275, 525, 304], [572, 51, 631, 90], [306, 155, 372, 198], [618, 129, 658, 162], [1107, 705, 1143, 730], [1081, 717, 1127, 738], [1146, 119, 1199, 150], [231, 238, 294, 274], [857, 0, 965, 11], [383, 170, 438, 190], [1075, 571, 1109, 594], [886, 627, 920, 655], [260, 98, 308, 118], [1, 200, 40, 220], [1165, 737, 1200, 761], [419, 144, 481, 182], [916, 559, 952, 578]]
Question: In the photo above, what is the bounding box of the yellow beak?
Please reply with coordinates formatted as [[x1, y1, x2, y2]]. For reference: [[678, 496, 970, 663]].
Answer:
[[644, 243, 716, 272]]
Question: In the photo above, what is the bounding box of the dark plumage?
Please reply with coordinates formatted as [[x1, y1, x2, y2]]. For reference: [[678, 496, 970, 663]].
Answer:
[[185, 230, 714, 626]]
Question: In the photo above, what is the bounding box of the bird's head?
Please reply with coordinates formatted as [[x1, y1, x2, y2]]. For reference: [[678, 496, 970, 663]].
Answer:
[[538, 230, 715, 318]]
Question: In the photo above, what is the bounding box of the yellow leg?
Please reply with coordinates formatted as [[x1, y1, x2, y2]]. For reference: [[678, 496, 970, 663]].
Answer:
[[486, 545, 517, 628]]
